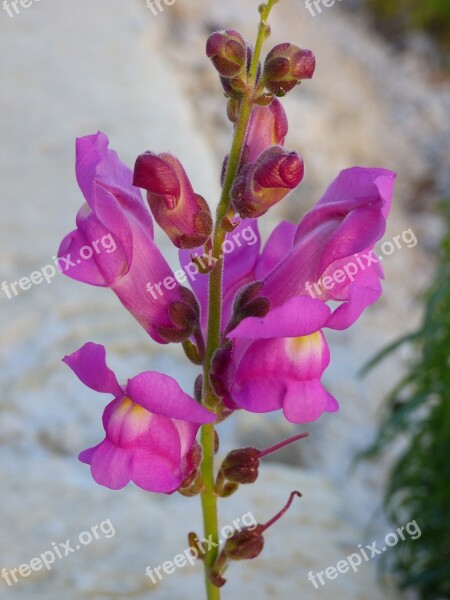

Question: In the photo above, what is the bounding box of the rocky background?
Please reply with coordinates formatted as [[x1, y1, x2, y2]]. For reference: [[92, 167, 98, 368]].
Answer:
[[0, 0, 449, 598]]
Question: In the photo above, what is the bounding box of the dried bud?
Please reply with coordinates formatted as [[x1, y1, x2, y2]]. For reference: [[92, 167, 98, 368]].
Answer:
[[179, 442, 203, 496], [219, 433, 308, 487], [133, 152, 212, 249], [223, 527, 265, 561], [194, 374, 203, 403], [157, 286, 200, 343], [210, 341, 234, 398], [221, 447, 260, 484], [263, 43, 315, 96], [231, 145, 304, 219], [206, 30, 247, 79]]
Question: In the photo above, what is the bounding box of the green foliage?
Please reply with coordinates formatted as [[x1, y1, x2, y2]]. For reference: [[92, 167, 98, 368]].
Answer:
[[366, 0, 450, 50], [361, 199, 450, 599]]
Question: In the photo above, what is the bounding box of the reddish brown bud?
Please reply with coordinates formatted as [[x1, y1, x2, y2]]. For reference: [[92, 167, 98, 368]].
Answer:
[[263, 43, 315, 96], [231, 145, 304, 219], [206, 30, 247, 79], [133, 152, 212, 249], [221, 447, 260, 484], [223, 527, 265, 560]]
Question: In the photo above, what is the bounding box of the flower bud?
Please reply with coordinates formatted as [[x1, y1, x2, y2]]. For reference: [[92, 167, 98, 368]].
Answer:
[[206, 30, 247, 79], [221, 447, 260, 484], [263, 43, 315, 96], [223, 527, 265, 561], [231, 146, 304, 219], [133, 152, 212, 249], [218, 433, 308, 487], [245, 99, 288, 164]]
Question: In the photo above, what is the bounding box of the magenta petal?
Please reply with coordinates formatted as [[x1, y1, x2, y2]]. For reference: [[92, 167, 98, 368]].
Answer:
[[229, 296, 331, 339], [232, 379, 285, 413], [58, 228, 109, 286], [63, 342, 122, 396], [325, 395, 339, 413], [89, 439, 132, 490], [282, 380, 336, 423], [78, 443, 102, 464], [76, 132, 144, 215], [179, 218, 261, 333], [314, 167, 395, 217], [131, 448, 182, 493], [126, 372, 215, 423], [255, 220, 297, 279], [326, 271, 382, 330]]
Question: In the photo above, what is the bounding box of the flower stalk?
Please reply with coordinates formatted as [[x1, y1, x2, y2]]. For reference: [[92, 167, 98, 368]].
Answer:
[[199, 2, 279, 598]]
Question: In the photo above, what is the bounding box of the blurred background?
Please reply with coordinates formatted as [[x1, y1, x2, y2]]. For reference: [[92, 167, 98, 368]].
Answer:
[[0, 0, 449, 598]]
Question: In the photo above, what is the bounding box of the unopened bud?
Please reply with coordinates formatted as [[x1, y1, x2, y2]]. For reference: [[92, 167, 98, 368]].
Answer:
[[224, 527, 265, 560], [263, 43, 315, 96], [231, 145, 304, 218], [221, 448, 260, 484], [133, 152, 212, 249], [206, 30, 247, 79]]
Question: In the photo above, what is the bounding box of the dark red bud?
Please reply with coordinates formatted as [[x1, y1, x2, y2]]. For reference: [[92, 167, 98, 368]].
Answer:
[[263, 43, 315, 96], [206, 30, 247, 78], [221, 447, 260, 484], [223, 527, 265, 561]]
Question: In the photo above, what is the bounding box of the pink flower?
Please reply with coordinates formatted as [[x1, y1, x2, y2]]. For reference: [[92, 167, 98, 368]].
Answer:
[[208, 167, 395, 423], [64, 343, 215, 492], [133, 152, 212, 249], [230, 167, 396, 338], [58, 132, 200, 344]]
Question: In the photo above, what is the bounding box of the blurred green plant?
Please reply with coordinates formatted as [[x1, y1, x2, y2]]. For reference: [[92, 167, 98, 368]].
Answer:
[[360, 198, 450, 599], [366, 0, 450, 51]]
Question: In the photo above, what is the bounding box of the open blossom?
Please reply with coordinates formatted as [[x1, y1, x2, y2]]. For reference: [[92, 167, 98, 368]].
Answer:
[[208, 167, 395, 423], [64, 343, 215, 492], [58, 132, 200, 344], [133, 152, 212, 249]]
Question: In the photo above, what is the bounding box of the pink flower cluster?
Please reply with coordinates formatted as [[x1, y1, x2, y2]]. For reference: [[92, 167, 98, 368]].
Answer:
[[59, 31, 395, 495]]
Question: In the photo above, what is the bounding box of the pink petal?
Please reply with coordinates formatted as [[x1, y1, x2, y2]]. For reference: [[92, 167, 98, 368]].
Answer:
[[255, 220, 297, 279], [126, 372, 215, 424], [228, 295, 331, 339], [131, 448, 182, 493], [89, 439, 133, 490], [282, 380, 336, 423], [63, 342, 122, 396]]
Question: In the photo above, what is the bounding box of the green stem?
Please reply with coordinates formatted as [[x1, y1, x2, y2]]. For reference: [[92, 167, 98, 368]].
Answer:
[[199, 4, 278, 598]]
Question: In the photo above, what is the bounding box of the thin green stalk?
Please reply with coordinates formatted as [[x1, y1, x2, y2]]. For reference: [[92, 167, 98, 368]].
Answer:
[[199, 4, 278, 598]]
